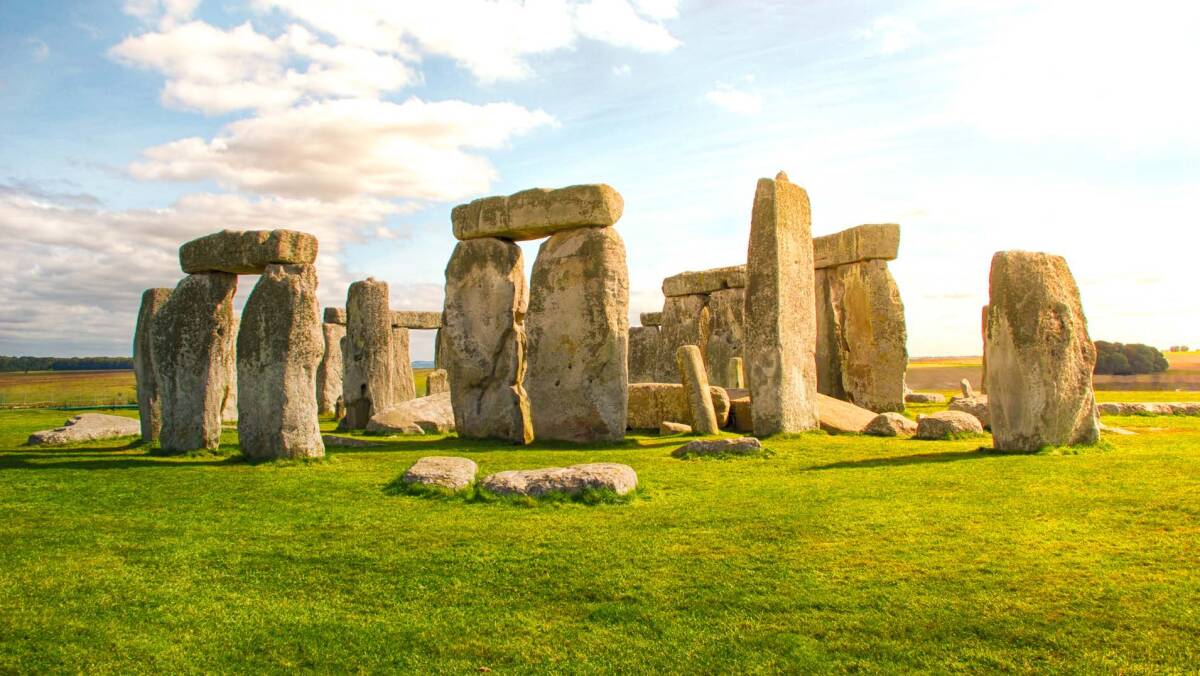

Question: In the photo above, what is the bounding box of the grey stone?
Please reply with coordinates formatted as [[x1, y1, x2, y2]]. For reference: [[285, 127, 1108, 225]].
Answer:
[[812, 223, 899, 270], [627, 383, 730, 430], [391, 327, 417, 404], [392, 311, 442, 329], [180, 229, 318, 274], [525, 227, 629, 442], [27, 413, 140, 446], [864, 412, 918, 437], [676, 344, 719, 435], [317, 323, 346, 415], [220, 318, 238, 423], [341, 278, 395, 430], [481, 463, 637, 497], [403, 456, 478, 491], [671, 437, 763, 458], [452, 184, 624, 241], [366, 392, 455, 435], [704, 287, 746, 388], [133, 288, 171, 442], [628, 326, 661, 384], [237, 264, 324, 460], [640, 312, 662, 327], [323, 307, 346, 325], [655, 294, 709, 382], [915, 410, 984, 440], [425, 368, 449, 396], [905, 392, 946, 404], [726, 357, 746, 389], [960, 379, 975, 398], [662, 265, 746, 297], [660, 421, 692, 435], [949, 395, 990, 429]]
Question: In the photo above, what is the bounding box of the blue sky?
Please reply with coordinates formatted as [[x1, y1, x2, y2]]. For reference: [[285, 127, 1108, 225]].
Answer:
[[1, 0, 1198, 360]]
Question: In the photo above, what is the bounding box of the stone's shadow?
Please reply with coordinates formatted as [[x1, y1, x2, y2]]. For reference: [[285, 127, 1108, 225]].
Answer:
[[0, 452, 243, 471], [324, 433, 685, 455], [806, 447, 995, 471]]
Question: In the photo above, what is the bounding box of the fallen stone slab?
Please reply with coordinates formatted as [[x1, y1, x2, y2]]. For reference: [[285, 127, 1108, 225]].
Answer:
[[1097, 422, 1135, 436], [27, 414, 140, 446], [864, 412, 918, 437], [816, 393, 877, 434], [323, 307, 347, 325], [640, 312, 662, 327], [391, 311, 442, 330], [627, 383, 730, 430], [425, 369, 449, 396], [1097, 402, 1200, 416], [660, 421, 692, 435], [180, 229, 318, 274], [452, 184, 624, 241], [905, 392, 946, 404], [481, 463, 637, 497], [812, 223, 899, 270], [916, 411, 984, 440], [676, 344, 719, 435], [671, 437, 763, 458], [662, 265, 746, 297], [728, 391, 753, 433], [403, 456, 478, 492], [949, 395, 990, 429], [366, 392, 455, 435], [321, 434, 387, 448]]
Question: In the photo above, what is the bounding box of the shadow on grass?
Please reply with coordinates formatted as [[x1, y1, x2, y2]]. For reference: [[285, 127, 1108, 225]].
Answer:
[[323, 433, 685, 455], [0, 453, 245, 471], [806, 447, 996, 470]]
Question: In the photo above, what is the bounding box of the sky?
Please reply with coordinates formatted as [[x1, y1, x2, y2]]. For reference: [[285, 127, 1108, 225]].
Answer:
[[1, 0, 1198, 361]]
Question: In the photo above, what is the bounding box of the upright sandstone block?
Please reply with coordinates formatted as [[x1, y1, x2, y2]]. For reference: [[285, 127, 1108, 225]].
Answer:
[[823, 260, 907, 412], [151, 272, 238, 453], [704, 287, 746, 389], [986, 251, 1099, 452], [744, 172, 818, 434], [317, 322, 346, 415], [391, 326, 417, 403], [442, 238, 532, 443], [220, 318, 238, 423], [628, 326, 661, 384], [180, 229, 318, 274], [655, 294, 710, 383], [237, 264, 325, 459], [452, 184, 624, 241], [341, 278, 395, 430], [676, 345, 719, 435], [426, 368, 449, 396], [133, 288, 172, 442], [526, 227, 629, 442]]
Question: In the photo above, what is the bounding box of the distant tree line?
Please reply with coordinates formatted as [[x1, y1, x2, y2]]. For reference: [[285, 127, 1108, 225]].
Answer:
[[1094, 342, 1169, 375], [1167, 345, 1191, 352], [0, 356, 133, 373]]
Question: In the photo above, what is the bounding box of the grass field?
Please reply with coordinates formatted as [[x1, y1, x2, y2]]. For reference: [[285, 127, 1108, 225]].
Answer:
[[907, 351, 1200, 393], [1, 404, 1198, 671]]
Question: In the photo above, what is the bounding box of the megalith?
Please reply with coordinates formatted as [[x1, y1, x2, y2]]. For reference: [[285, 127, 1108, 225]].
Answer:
[[133, 288, 171, 443], [452, 184, 623, 241], [426, 368, 449, 396], [237, 264, 325, 459], [391, 326, 417, 404], [341, 278, 395, 430], [676, 344, 719, 435], [525, 226, 629, 442], [442, 238, 532, 443], [151, 272, 238, 453], [705, 287, 746, 389], [220, 319, 238, 422], [823, 260, 907, 412], [743, 171, 818, 434], [317, 321, 345, 415], [628, 325, 660, 383], [985, 251, 1099, 452], [655, 294, 710, 382]]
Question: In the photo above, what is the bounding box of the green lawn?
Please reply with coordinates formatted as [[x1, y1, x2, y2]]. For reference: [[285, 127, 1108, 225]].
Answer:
[[1, 408, 1197, 672]]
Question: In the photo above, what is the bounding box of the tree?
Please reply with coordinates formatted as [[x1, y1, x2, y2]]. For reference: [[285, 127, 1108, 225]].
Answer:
[[1093, 342, 1169, 375]]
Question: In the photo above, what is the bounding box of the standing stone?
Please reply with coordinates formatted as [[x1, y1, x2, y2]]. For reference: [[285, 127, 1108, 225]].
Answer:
[[728, 357, 746, 389], [323, 307, 347, 325], [316, 322, 345, 415], [391, 326, 417, 404], [526, 227, 629, 442], [980, 304, 989, 394], [628, 326, 661, 384], [426, 368, 449, 396], [133, 288, 171, 443], [655, 294, 709, 383], [220, 319, 238, 423], [676, 345, 719, 435], [433, 328, 447, 370], [813, 268, 846, 401], [151, 272, 238, 453], [442, 238, 532, 443], [824, 260, 908, 412], [744, 172, 818, 435], [640, 312, 662, 327], [704, 287, 746, 388], [237, 264, 324, 459], [986, 251, 1100, 451], [341, 278, 394, 430], [179, 229, 318, 274]]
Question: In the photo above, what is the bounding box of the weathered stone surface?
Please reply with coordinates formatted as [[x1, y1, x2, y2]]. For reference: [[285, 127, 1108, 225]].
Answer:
[[341, 278, 395, 430], [442, 238, 532, 443], [152, 272, 238, 453], [366, 392, 455, 435], [905, 392, 946, 404], [744, 172, 819, 434], [676, 345, 719, 435], [660, 421, 692, 435], [821, 261, 908, 413], [864, 412, 919, 437], [481, 463, 637, 497], [704, 287, 746, 389], [627, 383, 730, 429], [1098, 402, 1200, 416], [916, 410, 984, 440], [726, 357, 746, 389], [525, 227, 629, 442], [236, 264, 324, 460], [985, 251, 1100, 452], [317, 323, 346, 415], [1098, 422, 1136, 436], [452, 184, 624, 241], [391, 311, 442, 330], [672, 437, 763, 458], [27, 414, 140, 446], [980, 304, 990, 394], [816, 392, 877, 434], [391, 327, 417, 404], [960, 379, 975, 398], [180, 229, 318, 274], [662, 265, 746, 297], [728, 390, 753, 432], [220, 320, 238, 423], [655, 294, 709, 383], [425, 368, 449, 396], [813, 223, 899, 270], [813, 268, 846, 401], [323, 307, 346, 325], [640, 312, 662, 327], [133, 288, 171, 442], [628, 326, 661, 384], [949, 395, 990, 429], [403, 456, 477, 491]]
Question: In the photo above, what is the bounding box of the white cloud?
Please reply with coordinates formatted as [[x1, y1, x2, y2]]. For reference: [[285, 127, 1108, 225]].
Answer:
[[632, 0, 678, 21], [575, 0, 680, 52], [130, 97, 555, 201], [858, 16, 922, 55], [704, 83, 762, 115], [122, 0, 200, 27]]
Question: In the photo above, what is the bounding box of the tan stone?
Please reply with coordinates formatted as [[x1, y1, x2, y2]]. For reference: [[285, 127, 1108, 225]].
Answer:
[[180, 229, 318, 274], [27, 413, 141, 446], [985, 251, 1099, 451], [391, 327, 417, 404], [442, 238, 532, 443], [676, 345, 719, 435], [133, 288, 171, 442], [744, 172, 819, 434], [341, 278, 395, 430], [452, 184, 624, 241], [672, 437, 763, 458], [366, 392, 454, 435], [626, 383, 730, 429], [220, 318, 238, 423], [704, 287, 746, 388], [864, 412, 918, 437], [905, 392, 946, 404], [812, 223, 899, 270], [525, 227, 629, 442], [481, 463, 637, 497], [661, 265, 746, 297], [323, 307, 346, 325], [822, 260, 908, 412], [640, 312, 662, 327], [403, 456, 477, 491], [916, 410, 984, 440], [317, 323, 345, 415], [426, 368, 449, 396], [391, 311, 442, 329], [816, 393, 876, 434], [813, 268, 846, 401], [237, 264, 324, 460], [655, 294, 709, 382], [728, 390, 753, 432], [660, 421, 691, 435], [949, 395, 990, 428], [628, 326, 660, 384], [727, 357, 746, 389]]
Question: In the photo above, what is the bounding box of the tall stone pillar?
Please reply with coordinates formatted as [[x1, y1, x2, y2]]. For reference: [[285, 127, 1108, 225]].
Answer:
[[220, 318, 238, 422], [704, 287, 745, 389], [825, 260, 907, 412], [341, 278, 394, 430], [628, 326, 660, 383], [655, 295, 709, 383], [317, 322, 346, 415], [133, 288, 172, 443], [391, 326, 417, 404]]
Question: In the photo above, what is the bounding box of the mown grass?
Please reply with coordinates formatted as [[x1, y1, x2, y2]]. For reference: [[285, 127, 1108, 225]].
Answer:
[[1, 406, 1197, 672]]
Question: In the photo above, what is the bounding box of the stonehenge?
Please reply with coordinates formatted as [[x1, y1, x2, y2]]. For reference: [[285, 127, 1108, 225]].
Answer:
[[452, 184, 623, 241], [676, 345, 719, 435], [133, 287, 171, 442], [341, 278, 395, 431], [317, 316, 345, 415], [180, 229, 318, 275]]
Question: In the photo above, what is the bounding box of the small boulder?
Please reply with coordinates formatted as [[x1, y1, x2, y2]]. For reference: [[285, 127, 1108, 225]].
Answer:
[[366, 392, 455, 435], [481, 463, 637, 497], [916, 411, 985, 440], [403, 456, 478, 491], [659, 421, 691, 435], [864, 412, 918, 437], [672, 437, 763, 458], [817, 393, 877, 434], [26, 413, 141, 446], [949, 395, 990, 428], [905, 392, 946, 404]]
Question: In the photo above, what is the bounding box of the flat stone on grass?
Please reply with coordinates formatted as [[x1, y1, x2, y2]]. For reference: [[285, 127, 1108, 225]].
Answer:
[[660, 421, 692, 435], [864, 412, 918, 437], [481, 463, 637, 498], [672, 437, 764, 458], [403, 456, 478, 492], [27, 414, 140, 446], [916, 411, 985, 440]]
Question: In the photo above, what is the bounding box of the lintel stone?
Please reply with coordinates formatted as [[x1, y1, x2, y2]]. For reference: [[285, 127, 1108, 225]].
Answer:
[[813, 223, 899, 270], [662, 265, 747, 297], [180, 229, 318, 274], [391, 310, 443, 329], [451, 184, 623, 241]]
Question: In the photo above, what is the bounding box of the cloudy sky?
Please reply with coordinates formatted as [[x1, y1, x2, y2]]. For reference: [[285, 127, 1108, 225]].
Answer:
[[1, 0, 1197, 360]]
